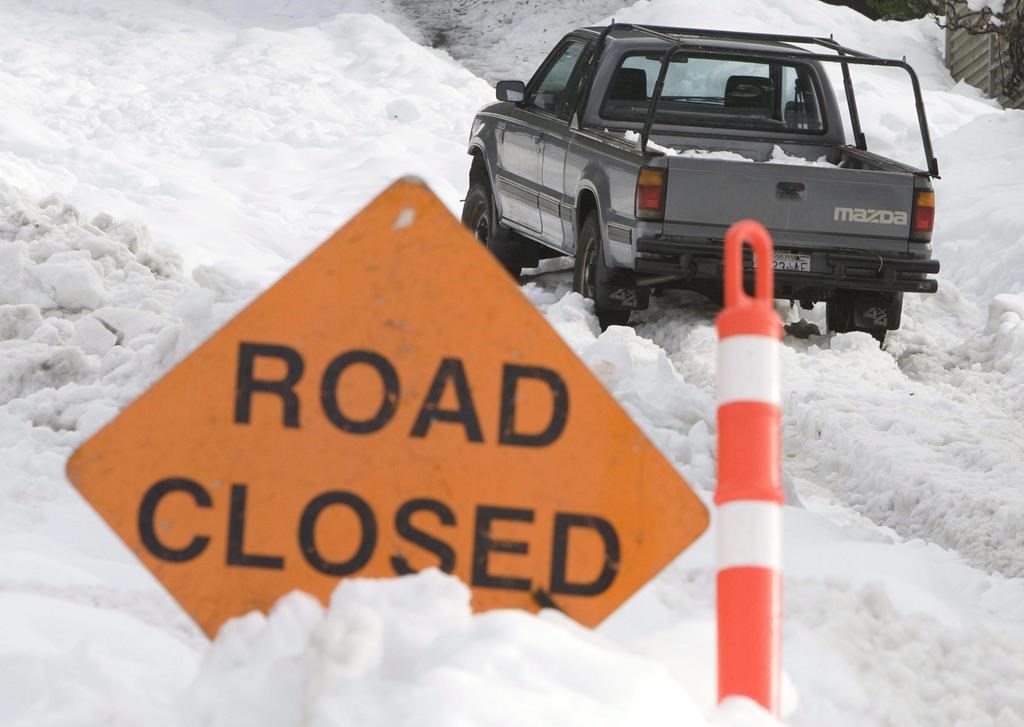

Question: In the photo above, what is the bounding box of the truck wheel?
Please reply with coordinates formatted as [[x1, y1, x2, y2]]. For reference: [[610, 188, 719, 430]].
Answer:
[[827, 291, 886, 345], [461, 180, 523, 279], [573, 211, 630, 329]]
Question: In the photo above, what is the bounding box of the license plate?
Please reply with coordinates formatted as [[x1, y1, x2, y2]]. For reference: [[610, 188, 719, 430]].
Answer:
[[771, 252, 811, 272]]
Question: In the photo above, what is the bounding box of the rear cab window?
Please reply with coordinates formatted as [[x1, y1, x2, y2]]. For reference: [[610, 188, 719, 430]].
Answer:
[[600, 52, 826, 134]]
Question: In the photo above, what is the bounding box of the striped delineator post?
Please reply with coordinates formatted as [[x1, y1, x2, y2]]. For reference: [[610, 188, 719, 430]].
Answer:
[[715, 220, 783, 716]]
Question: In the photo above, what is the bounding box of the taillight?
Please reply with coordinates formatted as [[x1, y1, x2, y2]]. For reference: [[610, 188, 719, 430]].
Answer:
[[635, 167, 666, 221], [911, 189, 935, 242]]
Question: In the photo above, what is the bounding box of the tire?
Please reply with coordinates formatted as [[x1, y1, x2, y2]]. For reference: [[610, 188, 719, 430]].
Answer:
[[461, 180, 522, 278], [573, 211, 630, 329], [827, 290, 886, 345]]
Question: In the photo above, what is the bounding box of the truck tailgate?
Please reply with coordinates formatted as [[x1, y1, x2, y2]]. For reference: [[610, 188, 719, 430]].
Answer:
[[661, 157, 914, 255]]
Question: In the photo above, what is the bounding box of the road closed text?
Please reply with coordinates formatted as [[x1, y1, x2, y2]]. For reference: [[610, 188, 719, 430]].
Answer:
[[234, 341, 570, 447], [133, 341, 620, 598], [138, 478, 622, 598]]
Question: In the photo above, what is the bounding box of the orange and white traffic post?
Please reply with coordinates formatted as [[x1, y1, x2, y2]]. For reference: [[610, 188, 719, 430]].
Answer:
[[715, 220, 783, 716]]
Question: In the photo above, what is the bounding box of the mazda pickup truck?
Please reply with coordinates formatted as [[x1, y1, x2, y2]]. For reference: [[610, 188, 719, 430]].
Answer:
[[461, 24, 940, 342]]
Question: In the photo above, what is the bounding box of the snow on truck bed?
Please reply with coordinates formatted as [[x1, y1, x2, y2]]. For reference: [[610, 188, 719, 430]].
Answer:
[[1, 0, 1024, 725], [622, 131, 836, 165]]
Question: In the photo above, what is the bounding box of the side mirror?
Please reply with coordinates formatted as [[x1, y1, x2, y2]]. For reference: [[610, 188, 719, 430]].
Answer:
[[496, 80, 526, 103]]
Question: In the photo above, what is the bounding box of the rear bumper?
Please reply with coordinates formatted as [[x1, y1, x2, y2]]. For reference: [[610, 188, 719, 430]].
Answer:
[[635, 236, 940, 295]]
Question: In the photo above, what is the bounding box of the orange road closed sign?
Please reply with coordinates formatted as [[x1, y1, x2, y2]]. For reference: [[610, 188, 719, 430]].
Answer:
[[67, 178, 708, 637]]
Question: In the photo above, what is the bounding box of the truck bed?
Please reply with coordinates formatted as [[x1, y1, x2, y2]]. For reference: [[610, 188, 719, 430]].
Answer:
[[657, 150, 915, 255]]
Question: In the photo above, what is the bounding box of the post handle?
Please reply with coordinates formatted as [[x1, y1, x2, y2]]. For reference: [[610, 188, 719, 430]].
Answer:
[[724, 220, 774, 309]]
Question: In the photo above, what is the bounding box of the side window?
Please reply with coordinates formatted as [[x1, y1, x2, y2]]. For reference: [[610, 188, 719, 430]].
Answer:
[[528, 40, 587, 120], [781, 66, 824, 131]]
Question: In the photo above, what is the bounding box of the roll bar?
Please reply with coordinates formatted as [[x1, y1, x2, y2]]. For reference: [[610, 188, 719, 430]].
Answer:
[[580, 24, 939, 177]]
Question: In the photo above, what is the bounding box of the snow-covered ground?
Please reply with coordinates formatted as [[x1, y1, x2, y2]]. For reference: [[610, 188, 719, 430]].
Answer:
[[1, 0, 1023, 725]]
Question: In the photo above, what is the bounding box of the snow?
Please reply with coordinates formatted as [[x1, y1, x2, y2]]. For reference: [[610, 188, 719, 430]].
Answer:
[[1, 0, 1024, 725], [966, 0, 1007, 13], [681, 149, 755, 162], [0, 0, 492, 280], [767, 146, 832, 167], [197, 0, 424, 36], [392, 0, 632, 82], [623, 128, 683, 155], [623, 134, 834, 168], [175, 571, 719, 727]]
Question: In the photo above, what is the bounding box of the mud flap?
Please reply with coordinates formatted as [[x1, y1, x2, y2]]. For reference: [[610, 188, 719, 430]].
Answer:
[[853, 292, 903, 331], [517, 236, 541, 268], [597, 283, 650, 311]]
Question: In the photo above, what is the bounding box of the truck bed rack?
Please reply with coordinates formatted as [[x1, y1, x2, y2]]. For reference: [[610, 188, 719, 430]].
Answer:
[[581, 24, 939, 177]]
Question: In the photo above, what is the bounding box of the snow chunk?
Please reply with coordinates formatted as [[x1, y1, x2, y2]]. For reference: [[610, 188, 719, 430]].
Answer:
[[623, 129, 681, 156], [0, 242, 55, 307], [681, 149, 755, 163], [93, 307, 166, 343], [0, 342, 93, 406], [769, 145, 833, 167], [544, 291, 601, 347], [829, 331, 882, 353], [33, 250, 108, 311], [70, 315, 118, 356], [984, 293, 1024, 374], [0, 304, 44, 340]]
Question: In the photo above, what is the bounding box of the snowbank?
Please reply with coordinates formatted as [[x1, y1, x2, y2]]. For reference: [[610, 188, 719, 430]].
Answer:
[[929, 110, 1024, 302], [194, 0, 423, 38], [173, 570, 759, 727], [0, 0, 492, 280], [0, 182, 224, 725]]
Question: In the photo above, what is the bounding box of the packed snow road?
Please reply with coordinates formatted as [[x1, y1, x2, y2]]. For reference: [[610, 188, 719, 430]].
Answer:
[[1, 0, 1023, 725]]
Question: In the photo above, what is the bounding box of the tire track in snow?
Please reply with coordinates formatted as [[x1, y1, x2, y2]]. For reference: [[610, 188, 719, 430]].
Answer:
[[782, 336, 1024, 579], [392, 0, 629, 82], [633, 290, 1024, 579]]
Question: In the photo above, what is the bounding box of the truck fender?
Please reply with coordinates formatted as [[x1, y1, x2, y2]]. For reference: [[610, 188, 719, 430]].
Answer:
[[467, 139, 505, 221], [572, 170, 611, 257]]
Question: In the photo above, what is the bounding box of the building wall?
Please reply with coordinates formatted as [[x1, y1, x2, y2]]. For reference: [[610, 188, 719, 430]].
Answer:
[[945, 5, 1024, 109]]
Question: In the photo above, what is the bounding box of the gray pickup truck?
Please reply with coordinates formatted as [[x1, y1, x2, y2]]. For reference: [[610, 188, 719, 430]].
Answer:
[[461, 24, 940, 341]]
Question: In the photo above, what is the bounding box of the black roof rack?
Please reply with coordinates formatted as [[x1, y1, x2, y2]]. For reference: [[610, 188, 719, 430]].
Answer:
[[578, 24, 938, 177], [593, 24, 875, 57]]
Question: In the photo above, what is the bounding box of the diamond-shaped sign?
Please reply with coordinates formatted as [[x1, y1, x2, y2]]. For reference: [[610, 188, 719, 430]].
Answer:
[[67, 178, 708, 636]]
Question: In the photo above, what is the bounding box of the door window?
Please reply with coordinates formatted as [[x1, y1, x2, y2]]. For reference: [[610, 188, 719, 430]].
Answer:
[[528, 40, 587, 120]]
